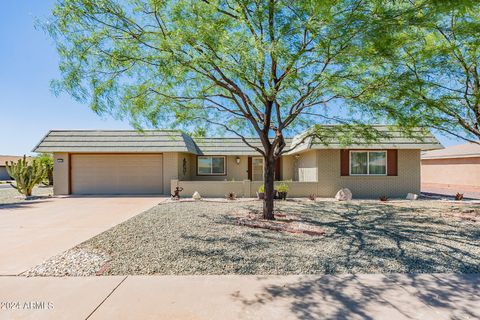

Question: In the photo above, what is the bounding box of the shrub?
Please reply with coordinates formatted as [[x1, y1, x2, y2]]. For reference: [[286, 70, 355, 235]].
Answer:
[[6, 156, 45, 197], [36, 153, 54, 185], [276, 183, 289, 193], [258, 184, 264, 193]]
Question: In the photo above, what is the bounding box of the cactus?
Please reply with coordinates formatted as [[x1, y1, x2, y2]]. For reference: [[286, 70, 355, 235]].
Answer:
[[5, 156, 45, 197]]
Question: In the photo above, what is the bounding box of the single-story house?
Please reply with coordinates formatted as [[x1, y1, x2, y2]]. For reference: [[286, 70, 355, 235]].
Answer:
[[33, 126, 442, 198], [0, 155, 33, 180], [422, 142, 480, 195]]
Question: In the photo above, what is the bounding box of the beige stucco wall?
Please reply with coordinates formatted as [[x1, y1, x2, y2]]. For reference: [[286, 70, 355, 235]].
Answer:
[[173, 180, 317, 198], [315, 149, 421, 198], [177, 152, 192, 180], [421, 157, 480, 188], [163, 153, 179, 194], [53, 152, 69, 195], [281, 155, 294, 181], [172, 179, 249, 197]]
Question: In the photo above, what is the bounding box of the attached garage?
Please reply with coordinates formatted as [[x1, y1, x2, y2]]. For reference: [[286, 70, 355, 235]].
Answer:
[[33, 130, 199, 196], [71, 154, 163, 195]]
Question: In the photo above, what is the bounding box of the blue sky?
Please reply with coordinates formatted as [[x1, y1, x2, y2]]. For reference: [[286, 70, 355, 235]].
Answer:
[[0, 1, 464, 156]]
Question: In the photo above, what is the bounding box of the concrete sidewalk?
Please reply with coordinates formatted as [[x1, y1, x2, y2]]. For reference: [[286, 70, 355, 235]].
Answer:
[[0, 274, 479, 320]]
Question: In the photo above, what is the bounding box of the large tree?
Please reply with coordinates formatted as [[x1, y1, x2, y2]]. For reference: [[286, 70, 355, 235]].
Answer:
[[46, 0, 402, 219], [358, 1, 480, 143]]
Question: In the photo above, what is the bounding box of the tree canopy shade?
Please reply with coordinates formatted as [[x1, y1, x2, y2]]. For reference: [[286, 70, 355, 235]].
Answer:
[[44, 0, 419, 218], [357, 0, 480, 143]]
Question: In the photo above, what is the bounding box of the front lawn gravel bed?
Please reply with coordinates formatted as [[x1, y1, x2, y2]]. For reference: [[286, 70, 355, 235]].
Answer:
[[29, 200, 480, 275], [0, 186, 53, 206]]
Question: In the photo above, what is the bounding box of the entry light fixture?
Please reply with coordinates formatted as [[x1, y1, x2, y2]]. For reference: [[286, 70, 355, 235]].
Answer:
[[235, 156, 241, 165], [57, 158, 64, 163]]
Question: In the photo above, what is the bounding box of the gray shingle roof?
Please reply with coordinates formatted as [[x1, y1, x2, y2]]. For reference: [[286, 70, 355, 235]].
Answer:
[[193, 138, 263, 155], [33, 126, 442, 154], [32, 130, 199, 153], [287, 125, 442, 153]]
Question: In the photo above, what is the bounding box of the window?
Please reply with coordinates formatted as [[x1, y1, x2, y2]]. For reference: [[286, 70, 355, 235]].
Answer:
[[350, 151, 386, 175], [197, 156, 226, 175], [252, 157, 264, 181]]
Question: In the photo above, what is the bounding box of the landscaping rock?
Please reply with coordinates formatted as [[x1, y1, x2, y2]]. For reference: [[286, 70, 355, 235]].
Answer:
[[192, 191, 202, 200], [406, 193, 418, 200], [23, 247, 109, 277], [335, 188, 352, 201], [26, 200, 480, 276]]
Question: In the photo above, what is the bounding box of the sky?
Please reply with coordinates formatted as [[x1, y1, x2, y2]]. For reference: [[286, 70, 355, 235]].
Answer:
[[0, 1, 465, 156]]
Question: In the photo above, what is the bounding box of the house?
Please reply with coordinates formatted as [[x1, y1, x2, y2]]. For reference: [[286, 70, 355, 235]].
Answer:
[[422, 142, 480, 196], [0, 155, 33, 180], [32, 126, 442, 198]]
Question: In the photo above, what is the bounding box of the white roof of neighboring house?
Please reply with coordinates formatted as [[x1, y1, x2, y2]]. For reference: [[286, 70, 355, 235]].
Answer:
[[422, 142, 480, 160], [32, 126, 443, 155]]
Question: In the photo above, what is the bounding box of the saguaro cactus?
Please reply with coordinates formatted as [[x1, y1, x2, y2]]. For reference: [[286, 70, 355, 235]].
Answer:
[[5, 156, 45, 197]]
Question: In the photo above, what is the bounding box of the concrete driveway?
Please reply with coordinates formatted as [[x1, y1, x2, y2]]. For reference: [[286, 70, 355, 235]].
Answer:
[[0, 196, 162, 275]]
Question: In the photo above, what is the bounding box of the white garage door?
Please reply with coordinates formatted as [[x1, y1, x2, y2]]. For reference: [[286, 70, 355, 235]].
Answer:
[[71, 154, 163, 195]]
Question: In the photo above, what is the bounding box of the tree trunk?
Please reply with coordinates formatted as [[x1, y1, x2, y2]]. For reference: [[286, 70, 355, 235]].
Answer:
[[263, 156, 275, 220], [48, 170, 54, 186]]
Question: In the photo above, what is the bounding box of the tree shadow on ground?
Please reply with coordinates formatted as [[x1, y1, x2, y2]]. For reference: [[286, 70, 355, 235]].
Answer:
[[230, 273, 480, 319], [179, 200, 480, 274], [0, 197, 53, 210]]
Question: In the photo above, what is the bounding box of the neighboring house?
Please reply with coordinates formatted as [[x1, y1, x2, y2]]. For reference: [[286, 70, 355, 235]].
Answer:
[[0, 155, 33, 180], [33, 126, 442, 198], [422, 142, 480, 195]]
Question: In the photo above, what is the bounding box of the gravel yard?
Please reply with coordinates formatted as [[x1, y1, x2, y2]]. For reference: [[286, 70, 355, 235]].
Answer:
[[26, 199, 480, 276], [0, 185, 53, 206]]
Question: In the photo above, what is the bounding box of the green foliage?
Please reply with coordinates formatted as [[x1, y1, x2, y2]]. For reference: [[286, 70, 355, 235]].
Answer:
[[355, 1, 480, 142], [45, 0, 468, 218], [36, 153, 54, 185], [43, 0, 400, 146], [258, 184, 264, 193], [6, 156, 45, 197], [276, 182, 289, 193]]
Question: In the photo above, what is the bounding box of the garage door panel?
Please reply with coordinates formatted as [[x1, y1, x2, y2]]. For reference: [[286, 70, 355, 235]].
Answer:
[[71, 154, 163, 195]]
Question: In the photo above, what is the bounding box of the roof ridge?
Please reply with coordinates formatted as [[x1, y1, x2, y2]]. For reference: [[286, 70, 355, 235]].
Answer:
[[48, 129, 182, 132]]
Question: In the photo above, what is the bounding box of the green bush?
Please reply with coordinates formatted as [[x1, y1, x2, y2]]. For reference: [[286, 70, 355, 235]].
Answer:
[[36, 153, 54, 185], [276, 182, 289, 193]]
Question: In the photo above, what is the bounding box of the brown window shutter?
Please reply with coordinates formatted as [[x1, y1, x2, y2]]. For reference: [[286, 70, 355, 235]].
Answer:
[[275, 157, 281, 181], [247, 157, 252, 180], [387, 150, 398, 176], [340, 149, 349, 176]]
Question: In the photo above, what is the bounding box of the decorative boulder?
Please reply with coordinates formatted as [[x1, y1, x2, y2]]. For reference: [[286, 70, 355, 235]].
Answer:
[[406, 193, 418, 200], [335, 188, 352, 201], [192, 191, 202, 201]]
